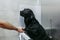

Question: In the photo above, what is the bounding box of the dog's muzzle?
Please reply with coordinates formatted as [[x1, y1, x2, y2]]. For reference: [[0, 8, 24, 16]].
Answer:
[[20, 11, 24, 16]]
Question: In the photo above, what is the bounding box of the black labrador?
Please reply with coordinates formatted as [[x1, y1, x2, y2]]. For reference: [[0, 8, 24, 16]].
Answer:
[[20, 8, 51, 40]]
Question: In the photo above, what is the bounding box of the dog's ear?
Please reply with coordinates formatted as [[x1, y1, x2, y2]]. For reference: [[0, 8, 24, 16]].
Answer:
[[27, 9, 35, 19], [30, 12, 35, 19]]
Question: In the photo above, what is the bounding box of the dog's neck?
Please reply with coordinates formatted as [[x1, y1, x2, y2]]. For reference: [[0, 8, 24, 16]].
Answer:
[[24, 16, 35, 27]]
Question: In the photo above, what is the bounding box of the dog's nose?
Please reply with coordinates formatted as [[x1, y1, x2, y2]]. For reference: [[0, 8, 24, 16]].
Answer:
[[20, 11, 24, 17], [20, 11, 22, 15]]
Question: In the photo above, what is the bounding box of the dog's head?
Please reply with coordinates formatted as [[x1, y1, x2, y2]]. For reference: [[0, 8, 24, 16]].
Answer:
[[20, 8, 35, 18]]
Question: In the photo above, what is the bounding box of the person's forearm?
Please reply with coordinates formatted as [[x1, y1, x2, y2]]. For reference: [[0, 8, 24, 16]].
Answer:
[[0, 21, 18, 31], [0, 20, 24, 32]]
